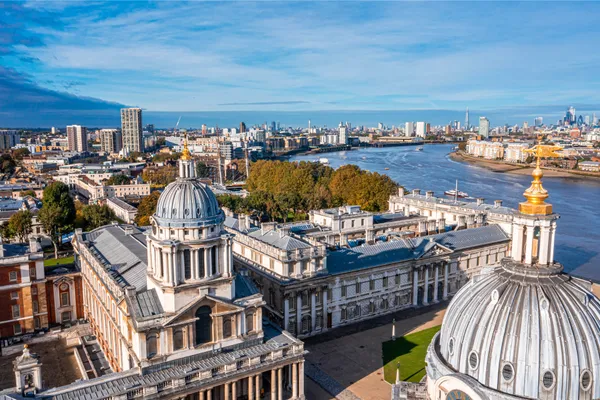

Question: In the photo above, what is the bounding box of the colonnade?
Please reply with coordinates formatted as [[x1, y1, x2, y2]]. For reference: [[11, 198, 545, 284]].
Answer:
[[283, 287, 328, 335], [411, 262, 451, 306]]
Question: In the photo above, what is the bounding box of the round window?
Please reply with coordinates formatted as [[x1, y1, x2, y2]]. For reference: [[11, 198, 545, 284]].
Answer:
[[468, 351, 479, 370], [501, 363, 514, 382], [542, 370, 555, 390], [448, 337, 455, 356], [580, 370, 592, 391]]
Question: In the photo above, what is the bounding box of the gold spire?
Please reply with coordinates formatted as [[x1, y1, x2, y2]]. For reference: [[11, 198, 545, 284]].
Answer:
[[181, 132, 192, 161], [519, 137, 562, 215]]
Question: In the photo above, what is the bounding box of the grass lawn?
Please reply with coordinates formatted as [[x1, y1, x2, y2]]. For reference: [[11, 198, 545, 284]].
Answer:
[[382, 325, 441, 384], [44, 255, 75, 267]]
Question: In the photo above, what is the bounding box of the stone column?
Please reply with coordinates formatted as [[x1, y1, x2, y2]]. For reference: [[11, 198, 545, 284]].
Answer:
[[248, 374, 254, 400], [165, 249, 172, 284], [292, 362, 298, 398], [433, 264, 439, 302], [511, 224, 523, 261], [549, 223, 557, 263], [412, 269, 419, 306], [215, 244, 220, 275], [207, 389, 212, 400], [277, 368, 283, 400], [284, 297, 290, 331], [539, 226, 550, 265], [322, 287, 328, 331], [224, 382, 230, 400], [255, 375, 260, 400], [310, 291, 317, 332], [232, 380, 237, 400], [298, 361, 305, 398], [524, 225, 534, 265], [296, 292, 302, 335], [443, 263, 449, 300], [423, 266, 429, 305], [271, 369, 276, 400], [199, 390, 205, 400]]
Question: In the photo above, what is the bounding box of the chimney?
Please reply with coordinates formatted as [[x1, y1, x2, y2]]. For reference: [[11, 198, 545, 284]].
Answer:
[[412, 189, 421, 196], [261, 222, 276, 235], [397, 187, 405, 197], [426, 191, 434, 199], [125, 286, 136, 298], [279, 226, 291, 238], [494, 200, 503, 208], [238, 214, 248, 231], [476, 198, 485, 206], [29, 236, 41, 253]]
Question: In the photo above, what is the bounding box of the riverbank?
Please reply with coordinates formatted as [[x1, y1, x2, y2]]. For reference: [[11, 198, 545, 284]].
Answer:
[[450, 151, 600, 180]]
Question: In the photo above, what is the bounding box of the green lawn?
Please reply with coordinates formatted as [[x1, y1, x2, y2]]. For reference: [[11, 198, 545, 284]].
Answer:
[[44, 256, 75, 267], [382, 325, 441, 383]]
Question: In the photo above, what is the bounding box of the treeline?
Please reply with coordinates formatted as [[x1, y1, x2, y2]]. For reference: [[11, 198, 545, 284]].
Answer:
[[218, 160, 398, 222]]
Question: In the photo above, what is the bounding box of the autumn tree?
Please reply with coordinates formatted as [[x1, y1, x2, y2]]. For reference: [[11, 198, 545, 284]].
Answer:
[[8, 210, 33, 242], [135, 191, 161, 226], [142, 166, 178, 188]]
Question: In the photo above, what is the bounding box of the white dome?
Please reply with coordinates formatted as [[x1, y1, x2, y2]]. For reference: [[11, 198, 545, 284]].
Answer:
[[438, 259, 600, 399], [154, 179, 224, 228]]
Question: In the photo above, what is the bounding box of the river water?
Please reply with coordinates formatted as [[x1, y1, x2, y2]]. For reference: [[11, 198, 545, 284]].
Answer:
[[291, 144, 600, 281]]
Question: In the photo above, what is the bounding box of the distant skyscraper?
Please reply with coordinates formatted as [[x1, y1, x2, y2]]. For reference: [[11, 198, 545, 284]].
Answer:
[[593, 113, 597, 126], [416, 122, 426, 138], [121, 108, 143, 152], [100, 129, 122, 153], [479, 117, 490, 138], [577, 115, 584, 126], [585, 115, 590, 125], [201, 124, 207, 135], [51, 127, 57, 134], [0, 130, 20, 150], [145, 124, 154, 134], [534, 117, 543, 127], [271, 121, 276, 132], [240, 122, 247, 133], [378, 122, 384, 130], [465, 107, 470, 130], [66, 125, 87, 152], [339, 125, 348, 144], [404, 122, 414, 137], [566, 106, 576, 125]]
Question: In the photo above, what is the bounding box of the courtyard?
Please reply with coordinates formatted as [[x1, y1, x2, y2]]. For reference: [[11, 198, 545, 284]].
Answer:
[[305, 302, 447, 400]]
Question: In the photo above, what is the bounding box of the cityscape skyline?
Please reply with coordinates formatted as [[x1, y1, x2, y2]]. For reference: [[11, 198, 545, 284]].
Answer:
[[3, 2, 600, 127]]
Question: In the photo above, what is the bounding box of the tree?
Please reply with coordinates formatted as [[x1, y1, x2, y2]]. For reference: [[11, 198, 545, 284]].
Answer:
[[82, 204, 117, 230], [12, 148, 30, 160], [105, 174, 131, 185], [20, 189, 37, 198], [0, 221, 14, 240], [8, 210, 33, 242], [196, 161, 211, 178], [135, 191, 161, 226], [0, 154, 16, 173], [142, 166, 178, 187], [40, 182, 76, 258]]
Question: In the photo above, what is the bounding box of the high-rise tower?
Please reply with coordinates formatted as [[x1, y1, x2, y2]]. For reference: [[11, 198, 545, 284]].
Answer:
[[120, 108, 143, 152], [465, 107, 470, 130]]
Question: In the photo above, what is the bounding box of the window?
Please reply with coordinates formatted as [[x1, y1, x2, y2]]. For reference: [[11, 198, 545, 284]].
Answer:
[[183, 249, 191, 280], [33, 301, 38, 313], [14, 324, 22, 335], [301, 315, 311, 333], [60, 292, 70, 307], [370, 280, 375, 291], [223, 318, 232, 338], [351, 220, 355, 228], [30, 268, 36, 279], [12, 304, 20, 318], [9, 271, 17, 282], [301, 291, 308, 306], [10, 292, 18, 300], [395, 274, 400, 285], [34, 317, 40, 330], [211, 247, 217, 275], [195, 306, 212, 345], [383, 277, 388, 287], [356, 282, 361, 294], [288, 263, 295, 276], [173, 330, 184, 350], [341, 308, 347, 320], [341, 221, 345, 229], [31, 286, 37, 295], [146, 334, 158, 358], [198, 249, 205, 277], [61, 311, 71, 322], [246, 313, 254, 333], [361, 219, 364, 226], [341, 286, 347, 297]]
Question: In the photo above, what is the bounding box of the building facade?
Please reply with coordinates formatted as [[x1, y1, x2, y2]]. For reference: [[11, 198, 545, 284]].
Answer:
[[121, 108, 144, 153], [100, 129, 123, 154], [478, 117, 490, 138], [67, 125, 88, 152], [105, 197, 138, 223], [0, 129, 20, 149]]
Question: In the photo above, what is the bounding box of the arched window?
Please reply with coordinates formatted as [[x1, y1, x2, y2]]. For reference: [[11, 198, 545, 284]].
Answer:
[[246, 313, 254, 333], [223, 318, 232, 338], [183, 249, 191, 280], [195, 306, 212, 345], [173, 329, 184, 351], [146, 333, 158, 358]]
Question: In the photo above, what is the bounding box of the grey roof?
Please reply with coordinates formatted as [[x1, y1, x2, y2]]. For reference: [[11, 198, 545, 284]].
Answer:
[[326, 225, 509, 274], [402, 194, 516, 215], [131, 289, 164, 318], [1, 243, 30, 258], [246, 227, 313, 251], [84, 225, 149, 292], [224, 215, 240, 230], [107, 197, 137, 212], [234, 273, 259, 299], [373, 213, 410, 224]]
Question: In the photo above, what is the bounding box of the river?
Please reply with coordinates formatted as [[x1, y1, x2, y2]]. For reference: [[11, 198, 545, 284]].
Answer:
[[290, 144, 600, 281]]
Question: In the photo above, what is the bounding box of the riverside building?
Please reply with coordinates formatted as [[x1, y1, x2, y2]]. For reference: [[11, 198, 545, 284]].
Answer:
[[1, 137, 306, 400]]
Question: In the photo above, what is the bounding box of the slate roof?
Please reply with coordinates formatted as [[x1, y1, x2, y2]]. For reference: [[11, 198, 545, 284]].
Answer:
[[84, 225, 149, 292], [326, 225, 509, 275], [131, 289, 164, 318], [2, 243, 30, 258], [223, 215, 240, 231], [246, 227, 312, 251], [234, 274, 259, 299], [401, 194, 516, 215]]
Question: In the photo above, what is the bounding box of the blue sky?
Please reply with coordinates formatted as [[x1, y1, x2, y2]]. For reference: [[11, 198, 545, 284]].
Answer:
[[2, 1, 600, 127]]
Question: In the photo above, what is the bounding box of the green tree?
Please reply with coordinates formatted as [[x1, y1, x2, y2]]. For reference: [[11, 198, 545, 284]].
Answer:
[[135, 191, 161, 226], [8, 210, 33, 242], [12, 148, 30, 160], [196, 161, 211, 178], [0, 154, 16, 173], [0, 221, 14, 240], [39, 182, 76, 258], [142, 166, 178, 187], [105, 174, 132, 185], [82, 204, 117, 230]]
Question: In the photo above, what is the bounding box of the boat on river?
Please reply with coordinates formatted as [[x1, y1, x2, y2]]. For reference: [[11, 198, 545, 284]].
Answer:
[[416, 146, 424, 151], [444, 189, 469, 198]]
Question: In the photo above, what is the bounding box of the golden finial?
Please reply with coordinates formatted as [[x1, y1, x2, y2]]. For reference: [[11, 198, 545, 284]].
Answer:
[[181, 132, 192, 161], [519, 136, 562, 215]]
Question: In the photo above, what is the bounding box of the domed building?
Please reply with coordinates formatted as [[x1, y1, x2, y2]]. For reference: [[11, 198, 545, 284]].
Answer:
[[425, 144, 600, 400]]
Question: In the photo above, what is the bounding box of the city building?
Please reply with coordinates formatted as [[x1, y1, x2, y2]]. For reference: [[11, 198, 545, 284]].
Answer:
[[534, 116, 543, 127], [0, 237, 83, 337], [405, 122, 414, 137], [578, 161, 600, 172], [465, 108, 469, 130], [240, 122, 247, 133], [69, 176, 151, 203], [121, 108, 144, 152], [416, 122, 426, 138], [504, 142, 530, 163], [478, 117, 490, 138], [66, 125, 88, 152], [100, 129, 122, 153], [105, 197, 138, 223], [423, 144, 600, 400], [465, 140, 504, 160], [339, 124, 348, 144], [0, 129, 20, 150]]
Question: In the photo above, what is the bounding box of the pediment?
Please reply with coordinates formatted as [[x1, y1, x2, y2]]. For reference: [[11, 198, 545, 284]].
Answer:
[[417, 243, 453, 259], [164, 295, 242, 327]]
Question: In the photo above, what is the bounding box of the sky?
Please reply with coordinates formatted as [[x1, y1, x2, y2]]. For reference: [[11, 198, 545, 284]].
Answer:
[[2, 1, 600, 127]]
